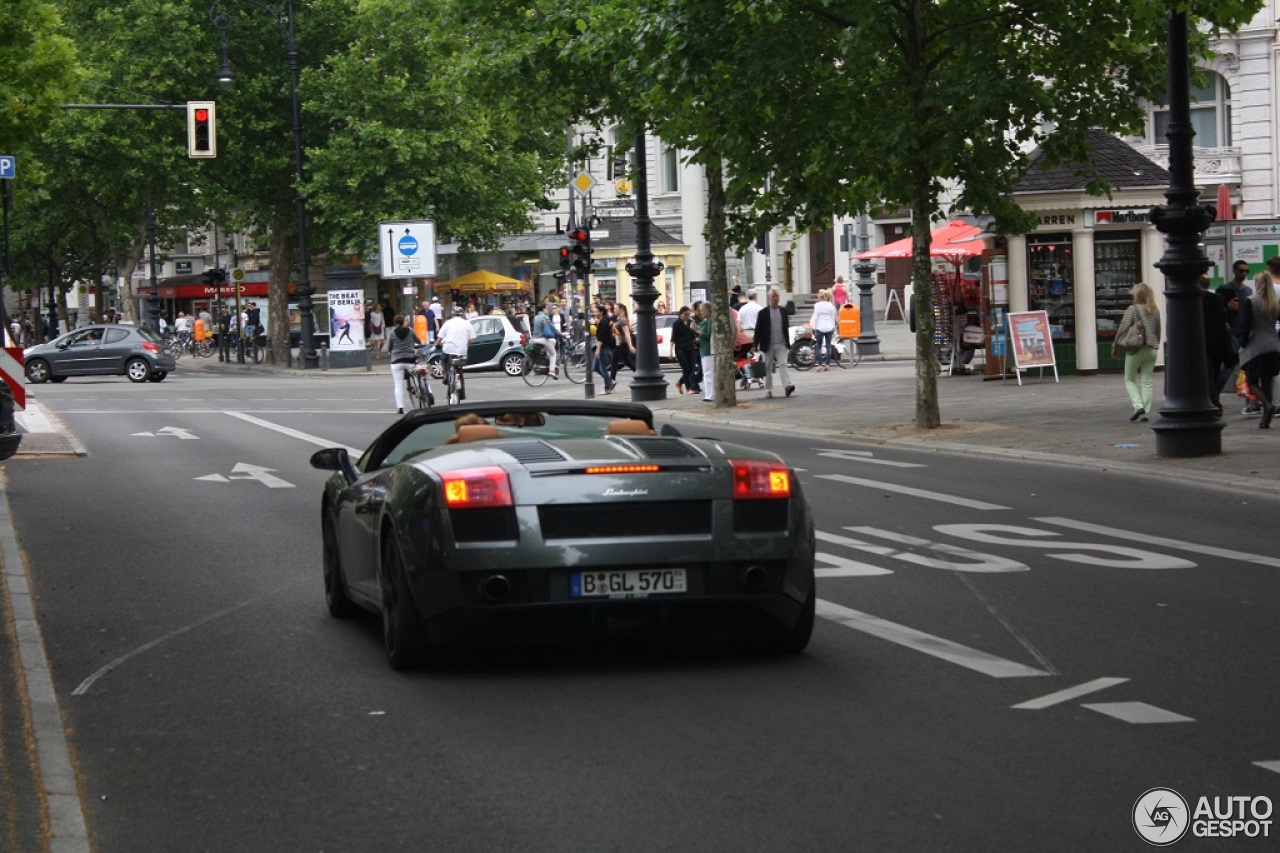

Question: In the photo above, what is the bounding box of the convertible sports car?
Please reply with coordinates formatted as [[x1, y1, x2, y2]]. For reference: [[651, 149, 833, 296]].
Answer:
[[311, 401, 815, 669]]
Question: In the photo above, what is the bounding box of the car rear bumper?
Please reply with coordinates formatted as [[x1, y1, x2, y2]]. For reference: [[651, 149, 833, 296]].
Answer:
[[412, 559, 813, 647]]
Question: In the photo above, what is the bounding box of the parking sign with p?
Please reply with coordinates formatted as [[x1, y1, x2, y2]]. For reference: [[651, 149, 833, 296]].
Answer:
[[0, 156, 15, 180]]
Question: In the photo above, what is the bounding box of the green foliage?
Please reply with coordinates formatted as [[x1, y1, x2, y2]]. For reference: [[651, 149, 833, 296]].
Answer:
[[0, 0, 80, 153]]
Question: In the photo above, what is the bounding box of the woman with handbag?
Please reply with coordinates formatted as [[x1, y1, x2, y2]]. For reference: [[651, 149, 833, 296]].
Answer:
[[1110, 281, 1162, 422], [1237, 269, 1280, 429]]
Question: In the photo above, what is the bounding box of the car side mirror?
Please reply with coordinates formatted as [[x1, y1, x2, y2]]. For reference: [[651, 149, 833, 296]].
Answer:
[[310, 447, 358, 484]]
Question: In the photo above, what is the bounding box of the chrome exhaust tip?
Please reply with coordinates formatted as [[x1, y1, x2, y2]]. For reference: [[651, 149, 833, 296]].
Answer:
[[741, 565, 769, 593], [479, 574, 511, 603]]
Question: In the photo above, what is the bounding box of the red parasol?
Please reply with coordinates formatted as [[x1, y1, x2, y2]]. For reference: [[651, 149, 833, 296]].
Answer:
[[1215, 183, 1233, 222], [854, 220, 985, 261]]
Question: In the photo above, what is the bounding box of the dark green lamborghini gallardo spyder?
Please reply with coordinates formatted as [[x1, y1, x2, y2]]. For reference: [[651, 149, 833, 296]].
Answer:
[[311, 401, 815, 669]]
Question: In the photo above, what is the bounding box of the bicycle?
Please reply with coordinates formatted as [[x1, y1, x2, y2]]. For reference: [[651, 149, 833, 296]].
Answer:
[[561, 337, 588, 384], [240, 332, 265, 364], [438, 352, 467, 405], [403, 360, 434, 409], [521, 341, 557, 387]]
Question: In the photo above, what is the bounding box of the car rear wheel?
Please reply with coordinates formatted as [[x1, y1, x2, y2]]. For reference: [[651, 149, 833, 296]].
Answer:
[[125, 358, 151, 383], [731, 583, 815, 655], [322, 512, 357, 619], [49, 376, 68, 383], [149, 371, 168, 382], [427, 357, 444, 380], [501, 351, 525, 376], [25, 359, 51, 384], [379, 530, 438, 670]]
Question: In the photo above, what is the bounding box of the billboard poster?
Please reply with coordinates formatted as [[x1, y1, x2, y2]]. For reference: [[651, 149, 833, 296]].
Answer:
[[1007, 310, 1056, 369], [327, 289, 365, 352]]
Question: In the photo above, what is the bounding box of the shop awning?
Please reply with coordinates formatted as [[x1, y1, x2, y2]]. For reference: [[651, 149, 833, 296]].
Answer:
[[434, 269, 527, 292], [854, 220, 985, 261]]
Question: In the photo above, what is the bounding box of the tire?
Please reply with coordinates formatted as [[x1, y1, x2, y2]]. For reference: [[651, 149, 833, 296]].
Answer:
[[25, 359, 51, 383], [149, 371, 168, 382], [731, 583, 816, 656], [126, 358, 152, 383], [322, 512, 357, 619], [521, 351, 549, 387], [427, 357, 444, 380], [447, 381, 461, 406], [379, 530, 435, 669], [408, 373, 432, 409], [49, 376, 68, 383], [501, 351, 525, 377], [562, 344, 587, 384], [789, 341, 816, 371]]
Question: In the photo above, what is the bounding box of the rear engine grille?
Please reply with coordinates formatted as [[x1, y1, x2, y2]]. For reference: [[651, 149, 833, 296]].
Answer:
[[732, 501, 789, 533], [540, 501, 711, 540], [450, 507, 519, 542], [626, 438, 705, 460], [498, 440, 567, 464]]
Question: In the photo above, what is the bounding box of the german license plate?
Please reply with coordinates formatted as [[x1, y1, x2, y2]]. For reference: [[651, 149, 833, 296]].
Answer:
[[570, 569, 687, 599]]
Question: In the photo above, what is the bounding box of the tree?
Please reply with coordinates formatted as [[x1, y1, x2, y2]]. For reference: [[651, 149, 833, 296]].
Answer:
[[0, 0, 80, 153]]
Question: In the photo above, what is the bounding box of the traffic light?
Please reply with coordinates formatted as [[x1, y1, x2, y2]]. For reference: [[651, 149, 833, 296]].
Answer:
[[568, 228, 591, 275], [559, 245, 572, 272], [187, 101, 217, 159]]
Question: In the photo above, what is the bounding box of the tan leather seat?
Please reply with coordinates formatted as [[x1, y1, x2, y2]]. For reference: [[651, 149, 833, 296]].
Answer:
[[455, 423, 501, 443], [605, 419, 656, 436]]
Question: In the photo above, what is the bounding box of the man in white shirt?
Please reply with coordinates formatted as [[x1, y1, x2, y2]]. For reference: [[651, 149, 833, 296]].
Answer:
[[436, 306, 476, 400], [737, 290, 762, 336]]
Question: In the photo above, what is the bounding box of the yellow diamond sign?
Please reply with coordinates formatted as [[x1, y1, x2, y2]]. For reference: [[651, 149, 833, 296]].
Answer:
[[572, 171, 597, 194]]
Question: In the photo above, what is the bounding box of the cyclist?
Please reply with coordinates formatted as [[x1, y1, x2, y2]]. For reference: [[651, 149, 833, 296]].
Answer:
[[530, 299, 563, 379], [436, 305, 476, 402], [388, 314, 428, 414]]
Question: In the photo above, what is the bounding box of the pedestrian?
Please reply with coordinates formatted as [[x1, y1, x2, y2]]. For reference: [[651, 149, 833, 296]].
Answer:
[[754, 288, 795, 398], [808, 288, 839, 371], [729, 284, 744, 311], [592, 304, 615, 393], [737, 290, 761, 338], [388, 314, 426, 414], [610, 304, 636, 380], [1237, 265, 1280, 429], [1200, 275, 1234, 417], [1218, 260, 1256, 413], [833, 276, 848, 307], [217, 305, 233, 361], [1110, 281, 1162, 422], [246, 302, 261, 341], [696, 301, 715, 401], [672, 306, 700, 395], [530, 300, 562, 379], [369, 302, 386, 358]]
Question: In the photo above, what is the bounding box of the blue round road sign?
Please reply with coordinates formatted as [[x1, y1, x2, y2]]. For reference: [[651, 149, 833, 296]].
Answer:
[[398, 235, 419, 256]]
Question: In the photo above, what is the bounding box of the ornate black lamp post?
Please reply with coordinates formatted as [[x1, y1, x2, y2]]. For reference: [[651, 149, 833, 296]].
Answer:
[[852, 213, 880, 355], [624, 130, 668, 402], [211, 0, 319, 368], [1149, 10, 1223, 457]]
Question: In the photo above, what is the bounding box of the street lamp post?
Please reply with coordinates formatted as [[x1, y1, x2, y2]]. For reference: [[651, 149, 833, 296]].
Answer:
[[853, 213, 881, 355], [211, 0, 319, 369], [1149, 10, 1223, 457], [624, 130, 668, 402]]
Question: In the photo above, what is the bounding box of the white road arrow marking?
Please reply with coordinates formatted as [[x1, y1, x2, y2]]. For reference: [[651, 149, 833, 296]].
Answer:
[[133, 426, 199, 439], [1013, 677, 1129, 710], [194, 474, 229, 483], [227, 463, 294, 489], [1080, 701, 1194, 724]]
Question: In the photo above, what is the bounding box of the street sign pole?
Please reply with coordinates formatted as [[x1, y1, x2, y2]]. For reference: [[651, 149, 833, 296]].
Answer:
[[0, 158, 13, 346]]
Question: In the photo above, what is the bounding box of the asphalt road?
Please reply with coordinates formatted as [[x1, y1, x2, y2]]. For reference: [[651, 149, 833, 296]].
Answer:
[[5, 367, 1279, 851]]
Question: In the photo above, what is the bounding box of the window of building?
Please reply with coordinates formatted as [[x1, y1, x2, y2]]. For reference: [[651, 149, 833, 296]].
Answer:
[[662, 146, 680, 193], [1151, 71, 1231, 148]]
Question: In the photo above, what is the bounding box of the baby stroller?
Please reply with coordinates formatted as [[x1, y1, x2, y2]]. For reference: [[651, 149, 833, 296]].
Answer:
[[735, 343, 766, 390]]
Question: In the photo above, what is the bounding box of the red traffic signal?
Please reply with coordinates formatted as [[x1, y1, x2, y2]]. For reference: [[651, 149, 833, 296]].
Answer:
[[187, 101, 217, 158]]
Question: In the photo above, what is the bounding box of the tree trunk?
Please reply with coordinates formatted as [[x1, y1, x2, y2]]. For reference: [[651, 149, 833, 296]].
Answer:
[[706, 157, 737, 407], [912, 165, 942, 429], [268, 216, 295, 366]]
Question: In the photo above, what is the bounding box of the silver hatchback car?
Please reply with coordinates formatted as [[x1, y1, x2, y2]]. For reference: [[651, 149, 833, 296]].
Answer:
[[24, 324, 177, 383]]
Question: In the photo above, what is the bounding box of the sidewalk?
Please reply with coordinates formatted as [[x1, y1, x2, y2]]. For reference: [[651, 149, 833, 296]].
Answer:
[[11, 321, 1278, 494]]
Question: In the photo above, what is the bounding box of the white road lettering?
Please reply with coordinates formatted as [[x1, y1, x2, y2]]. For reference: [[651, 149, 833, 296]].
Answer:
[[814, 548, 894, 577], [816, 600, 1050, 679], [845, 526, 1028, 573], [816, 474, 1009, 510], [932, 523, 1195, 570], [1012, 677, 1129, 710], [1035, 516, 1280, 569], [815, 449, 926, 468]]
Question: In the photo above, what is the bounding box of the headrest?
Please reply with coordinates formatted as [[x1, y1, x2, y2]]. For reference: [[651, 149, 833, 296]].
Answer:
[[605, 419, 656, 436], [455, 423, 501, 443]]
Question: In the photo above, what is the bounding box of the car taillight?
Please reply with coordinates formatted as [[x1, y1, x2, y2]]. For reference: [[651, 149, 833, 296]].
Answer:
[[142, 341, 161, 354], [519, 333, 527, 345], [731, 459, 790, 499], [442, 467, 513, 508], [585, 464, 660, 474]]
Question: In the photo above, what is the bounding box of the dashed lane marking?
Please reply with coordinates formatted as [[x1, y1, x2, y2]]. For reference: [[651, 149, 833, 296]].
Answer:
[[814, 449, 926, 468], [1012, 677, 1129, 710], [816, 599, 1050, 679], [1080, 701, 1194, 724], [816, 474, 1010, 510]]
